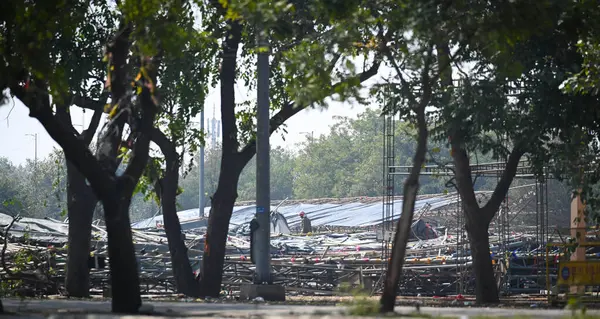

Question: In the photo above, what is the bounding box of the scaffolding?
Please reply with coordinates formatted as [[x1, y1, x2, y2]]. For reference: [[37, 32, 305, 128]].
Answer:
[[386, 158, 552, 296], [381, 111, 396, 261]]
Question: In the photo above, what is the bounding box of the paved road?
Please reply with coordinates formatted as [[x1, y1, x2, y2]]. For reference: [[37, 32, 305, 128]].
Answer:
[[0, 298, 594, 318]]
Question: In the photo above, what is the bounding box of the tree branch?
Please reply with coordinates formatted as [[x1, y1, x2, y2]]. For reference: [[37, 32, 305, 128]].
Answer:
[[220, 20, 243, 157], [12, 81, 115, 200], [482, 144, 526, 223], [96, 23, 132, 171], [238, 56, 382, 164], [83, 107, 103, 145], [55, 101, 79, 137], [72, 93, 108, 111], [75, 94, 108, 145], [119, 54, 161, 195], [151, 128, 177, 163], [450, 144, 480, 211]]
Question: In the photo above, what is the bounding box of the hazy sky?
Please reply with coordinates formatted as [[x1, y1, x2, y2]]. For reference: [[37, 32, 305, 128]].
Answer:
[[0, 81, 379, 166]]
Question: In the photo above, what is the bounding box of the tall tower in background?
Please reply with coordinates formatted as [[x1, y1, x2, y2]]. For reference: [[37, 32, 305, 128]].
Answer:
[[206, 104, 221, 147]]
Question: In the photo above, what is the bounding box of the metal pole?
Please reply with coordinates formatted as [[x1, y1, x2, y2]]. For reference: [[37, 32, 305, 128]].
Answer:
[[34, 133, 37, 164], [199, 111, 205, 218], [254, 25, 271, 284], [26, 133, 38, 165], [300, 131, 314, 143]]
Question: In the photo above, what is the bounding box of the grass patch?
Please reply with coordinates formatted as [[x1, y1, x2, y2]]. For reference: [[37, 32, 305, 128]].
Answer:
[[338, 283, 444, 318], [338, 282, 381, 316]]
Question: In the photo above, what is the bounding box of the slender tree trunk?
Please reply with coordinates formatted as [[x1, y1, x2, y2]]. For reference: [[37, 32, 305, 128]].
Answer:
[[379, 40, 434, 313], [380, 176, 422, 312], [466, 212, 499, 303], [161, 157, 200, 297], [199, 184, 239, 297], [103, 195, 141, 313], [379, 113, 429, 313], [65, 162, 98, 298]]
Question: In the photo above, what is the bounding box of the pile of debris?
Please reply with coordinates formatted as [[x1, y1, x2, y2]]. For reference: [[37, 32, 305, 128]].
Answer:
[[0, 192, 569, 297]]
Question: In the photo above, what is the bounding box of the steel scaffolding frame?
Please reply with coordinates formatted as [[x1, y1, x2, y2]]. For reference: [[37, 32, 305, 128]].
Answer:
[[386, 159, 552, 296], [381, 112, 396, 261]]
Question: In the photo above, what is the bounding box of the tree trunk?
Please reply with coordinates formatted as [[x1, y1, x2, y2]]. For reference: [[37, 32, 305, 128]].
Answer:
[[379, 42, 434, 314], [161, 157, 200, 297], [379, 113, 429, 312], [198, 18, 242, 298], [380, 180, 421, 312], [103, 195, 141, 313], [451, 143, 525, 304], [65, 161, 98, 298], [466, 213, 499, 303], [198, 184, 238, 297]]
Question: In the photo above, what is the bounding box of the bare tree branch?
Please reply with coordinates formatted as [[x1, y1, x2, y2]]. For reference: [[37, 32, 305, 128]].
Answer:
[[96, 23, 133, 171]]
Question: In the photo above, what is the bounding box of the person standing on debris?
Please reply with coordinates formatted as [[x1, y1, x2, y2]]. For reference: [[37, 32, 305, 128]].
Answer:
[[299, 211, 312, 234]]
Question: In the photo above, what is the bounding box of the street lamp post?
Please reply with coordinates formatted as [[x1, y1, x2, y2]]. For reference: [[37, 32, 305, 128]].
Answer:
[[190, 120, 206, 218], [239, 23, 284, 302], [25, 133, 38, 193], [254, 25, 271, 285], [25, 133, 38, 165], [199, 112, 205, 218]]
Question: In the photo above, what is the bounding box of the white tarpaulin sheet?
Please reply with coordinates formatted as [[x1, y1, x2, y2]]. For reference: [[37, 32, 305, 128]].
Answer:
[[132, 194, 469, 229]]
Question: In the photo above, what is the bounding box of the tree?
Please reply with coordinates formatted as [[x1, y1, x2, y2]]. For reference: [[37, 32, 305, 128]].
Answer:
[[50, 3, 115, 298], [1, 0, 198, 312], [375, 0, 460, 311], [142, 14, 213, 295], [198, 0, 382, 297], [554, 1, 600, 221], [291, 110, 454, 199], [430, 1, 600, 303]]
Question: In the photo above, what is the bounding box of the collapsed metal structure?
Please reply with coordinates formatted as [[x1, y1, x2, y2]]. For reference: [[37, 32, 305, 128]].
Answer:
[[0, 114, 574, 300], [0, 171, 566, 300]]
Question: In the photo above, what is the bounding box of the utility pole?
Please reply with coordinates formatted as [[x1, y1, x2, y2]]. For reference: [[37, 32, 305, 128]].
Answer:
[[25, 133, 38, 165], [25, 133, 38, 194], [240, 23, 284, 303], [254, 25, 271, 285], [300, 131, 314, 143], [199, 110, 205, 218]]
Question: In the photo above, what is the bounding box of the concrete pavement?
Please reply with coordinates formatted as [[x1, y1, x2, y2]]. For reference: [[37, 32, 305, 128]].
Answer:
[[0, 298, 595, 318]]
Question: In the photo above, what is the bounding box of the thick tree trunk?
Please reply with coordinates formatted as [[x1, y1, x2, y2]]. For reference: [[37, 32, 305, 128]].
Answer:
[[198, 18, 242, 298], [65, 162, 98, 298], [161, 157, 200, 297], [103, 196, 141, 313], [466, 214, 499, 303], [198, 184, 238, 297], [451, 143, 525, 304]]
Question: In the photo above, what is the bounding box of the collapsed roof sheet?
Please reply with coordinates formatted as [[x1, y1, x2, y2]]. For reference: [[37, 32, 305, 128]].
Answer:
[[132, 194, 470, 229]]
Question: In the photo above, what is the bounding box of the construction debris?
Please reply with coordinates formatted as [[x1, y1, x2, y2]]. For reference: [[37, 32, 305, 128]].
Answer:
[[0, 190, 581, 300]]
